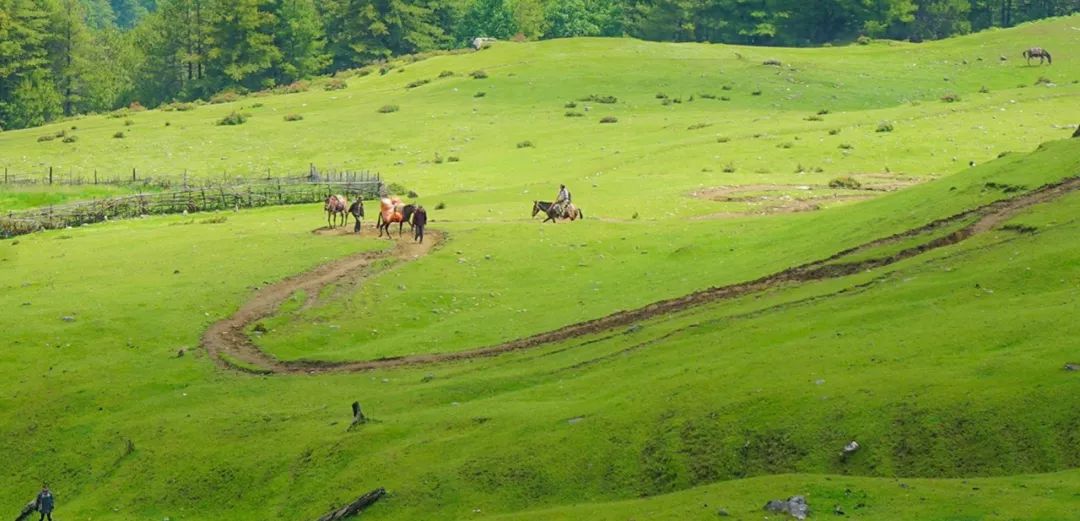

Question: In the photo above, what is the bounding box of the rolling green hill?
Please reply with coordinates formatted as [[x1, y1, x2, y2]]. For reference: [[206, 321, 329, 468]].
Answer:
[[1, 16, 1080, 521]]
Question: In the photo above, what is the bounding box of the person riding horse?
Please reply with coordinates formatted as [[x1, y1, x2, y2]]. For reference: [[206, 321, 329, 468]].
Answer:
[[552, 184, 572, 219]]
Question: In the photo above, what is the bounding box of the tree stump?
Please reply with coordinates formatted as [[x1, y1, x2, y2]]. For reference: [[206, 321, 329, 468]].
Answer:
[[315, 487, 385, 521], [348, 401, 367, 430]]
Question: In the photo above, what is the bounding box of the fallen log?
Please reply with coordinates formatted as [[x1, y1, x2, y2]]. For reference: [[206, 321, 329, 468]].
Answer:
[[15, 500, 36, 521], [315, 488, 386, 521]]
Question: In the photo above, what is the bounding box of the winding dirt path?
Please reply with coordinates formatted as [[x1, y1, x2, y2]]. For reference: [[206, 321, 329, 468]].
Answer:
[[203, 177, 1080, 374]]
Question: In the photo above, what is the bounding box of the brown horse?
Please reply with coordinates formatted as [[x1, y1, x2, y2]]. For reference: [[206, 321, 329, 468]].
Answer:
[[324, 194, 348, 228], [1023, 47, 1052, 65], [377, 197, 415, 239], [532, 200, 583, 223]]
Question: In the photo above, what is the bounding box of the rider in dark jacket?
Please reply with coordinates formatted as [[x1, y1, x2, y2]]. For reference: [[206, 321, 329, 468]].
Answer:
[[412, 206, 428, 243], [348, 199, 364, 233]]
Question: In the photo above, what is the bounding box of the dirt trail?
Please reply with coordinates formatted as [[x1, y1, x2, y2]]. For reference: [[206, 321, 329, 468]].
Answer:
[[203, 177, 1079, 374]]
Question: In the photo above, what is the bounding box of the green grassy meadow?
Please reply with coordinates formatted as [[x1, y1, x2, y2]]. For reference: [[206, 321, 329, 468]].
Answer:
[[2, 15, 1080, 520]]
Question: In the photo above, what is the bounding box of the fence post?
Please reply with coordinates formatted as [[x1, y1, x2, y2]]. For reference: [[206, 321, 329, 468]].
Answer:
[[49, 166, 53, 185], [94, 170, 98, 185], [132, 168, 136, 182], [3, 167, 6, 184]]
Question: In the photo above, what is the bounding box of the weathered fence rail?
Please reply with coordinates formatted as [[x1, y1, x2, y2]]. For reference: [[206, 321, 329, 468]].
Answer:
[[1, 165, 379, 190], [1, 177, 384, 239]]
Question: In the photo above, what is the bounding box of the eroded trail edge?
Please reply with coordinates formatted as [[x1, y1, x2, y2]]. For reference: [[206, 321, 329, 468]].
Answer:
[[204, 177, 1079, 374]]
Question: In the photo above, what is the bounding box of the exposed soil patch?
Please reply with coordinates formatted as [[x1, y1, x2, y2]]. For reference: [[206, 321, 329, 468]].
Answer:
[[691, 177, 915, 218], [204, 177, 1079, 374]]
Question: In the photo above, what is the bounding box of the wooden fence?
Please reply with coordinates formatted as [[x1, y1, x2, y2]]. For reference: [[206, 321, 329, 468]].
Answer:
[[1, 177, 384, 239], [0, 165, 379, 190]]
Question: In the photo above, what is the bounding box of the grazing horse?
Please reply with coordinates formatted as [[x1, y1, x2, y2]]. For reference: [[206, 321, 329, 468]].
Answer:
[[377, 197, 416, 239], [532, 200, 583, 223], [324, 194, 348, 228], [1023, 47, 1052, 65]]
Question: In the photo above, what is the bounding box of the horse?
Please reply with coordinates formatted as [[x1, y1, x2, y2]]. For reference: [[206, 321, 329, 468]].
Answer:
[[324, 194, 348, 229], [532, 200, 583, 223], [376, 197, 417, 239], [1023, 47, 1052, 65], [376, 204, 416, 236]]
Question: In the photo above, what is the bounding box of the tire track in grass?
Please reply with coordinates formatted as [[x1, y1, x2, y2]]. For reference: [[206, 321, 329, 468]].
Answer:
[[203, 176, 1079, 374]]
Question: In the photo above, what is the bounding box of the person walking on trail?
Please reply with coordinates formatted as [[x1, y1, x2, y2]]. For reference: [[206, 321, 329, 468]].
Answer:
[[412, 205, 428, 243], [35, 485, 54, 521], [554, 184, 571, 218], [348, 198, 365, 234]]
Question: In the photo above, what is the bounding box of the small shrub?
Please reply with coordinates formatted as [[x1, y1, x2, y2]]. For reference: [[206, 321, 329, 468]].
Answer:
[[656, 93, 668, 99], [124, 119, 134, 126], [817, 109, 830, 115], [940, 92, 961, 103], [777, 142, 794, 149], [717, 136, 730, 143], [579, 94, 617, 104], [284, 113, 303, 122], [979, 85, 990, 93], [378, 104, 399, 113], [829, 176, 862, 189], [856, 35, 871, 45], [37, 134, 56, 142], [250, 102, 264, 108], [62, 135, 77, 143], [687, 122, 712, 130], [762, 59, 782, 66], [407, 190, 420, 198], [113, 131, 125, 139], [70, 125, 77, 130], [876, 121, 894, 133], [828, 128, 841, 135], [439, 70, 455, 78], [565, 111, 585, 117], [1035, 76, 1052, 86], [379, 65, 391, 75], [804, 115, 823, 121], [165, 121, 171, 126], [210, 90, 242, 104], [447, 156, 460, 162], [217, 111, 247, 126], [838, 143, 854, 150], [54, 129, 66, 138], [163, 102, 196, 112], [406, 78, 431, 89], [435, 202, 446, 210], [564, 101, 577, 108], [700, 93, 717, 99], [751, 89, 762, 96], [599, 116, 618, 124], [433, 153, 444, 164], [108, 109, 129, 118], [474, 92, 486, 98], [720, 96, 731, 101], [128, 101, 146, 112], [324, 78, 347, 91], [721, 85, 733, 91], [661, 99, 673, 106], [282, 80, 310, 93], [517, 140, 535, 148], [722, 163, 736, 173], [470, 70, 488, 79]]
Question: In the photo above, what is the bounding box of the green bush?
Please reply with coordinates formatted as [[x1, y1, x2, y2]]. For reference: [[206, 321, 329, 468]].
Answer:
[[751, 89, 763, 96], [406, 78, 431, 89], [324, 78, 348, 91], [210, 90, 242, 104], [217, 111, 247, 126], [804, 115, 823, 121], [474, 92, 486, 98], [564, 101, 577, 108], [838, 143, 854, 150], [876, 121, 894, 132], [284, 114, 303, 122], [687, 122, 711, 130], [829, 128, 841, 135], [62, 135, 77, 143], [856, 35, 872, 45], [162, 102, 196, 112], [439, 70, 455, 78], [579, 94, 617, 104], [37, 134, 55, 142], [717, 136, 730, 143], [829, 176, 862, 189], [113, 131, 125, 139], [565, 111, 585, 117], [378, 105, 399, 114], [124, 119, 134, 126], [941, 93, 961, 103], [470, 70, 488, 79], [517, 140, 535, 148], [722, 163, 736, 173], [600, 116, 618, 124]]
